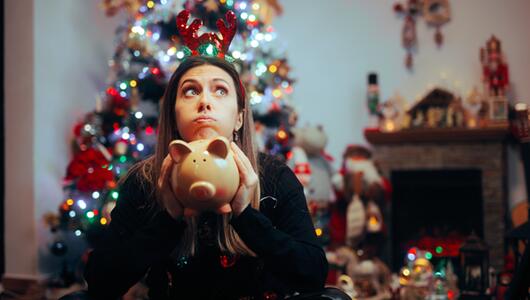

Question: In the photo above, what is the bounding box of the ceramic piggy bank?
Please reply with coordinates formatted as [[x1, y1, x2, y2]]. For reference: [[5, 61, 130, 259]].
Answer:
[[169, 136, 240, 216]]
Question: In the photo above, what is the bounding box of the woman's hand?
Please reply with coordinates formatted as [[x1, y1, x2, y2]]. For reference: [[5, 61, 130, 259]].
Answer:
[[157, 154, 184, 219], [230, 142, 259, 216]]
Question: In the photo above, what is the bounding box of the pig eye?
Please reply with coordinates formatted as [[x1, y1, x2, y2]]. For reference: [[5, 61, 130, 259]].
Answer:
[[193, 159, 196, 163], [203, 158, 206, 162]]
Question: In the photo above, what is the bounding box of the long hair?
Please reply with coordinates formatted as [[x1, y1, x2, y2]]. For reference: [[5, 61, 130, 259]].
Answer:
[[127, 56, 260, 257]]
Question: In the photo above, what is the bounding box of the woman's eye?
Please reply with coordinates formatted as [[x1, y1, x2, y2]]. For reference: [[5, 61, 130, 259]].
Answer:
[[215, 87, 228, 96], [184, 88, 199, 97]]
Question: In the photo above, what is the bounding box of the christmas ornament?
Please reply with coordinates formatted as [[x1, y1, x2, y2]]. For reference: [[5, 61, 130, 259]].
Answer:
[[394, 0, 451, 69]]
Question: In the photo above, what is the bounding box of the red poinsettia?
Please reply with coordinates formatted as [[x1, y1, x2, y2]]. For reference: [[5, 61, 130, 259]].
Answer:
[[66, 148, 114, 192]]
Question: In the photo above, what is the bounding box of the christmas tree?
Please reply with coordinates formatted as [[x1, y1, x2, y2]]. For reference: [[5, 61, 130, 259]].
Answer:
[[44, 0, 297, 287]]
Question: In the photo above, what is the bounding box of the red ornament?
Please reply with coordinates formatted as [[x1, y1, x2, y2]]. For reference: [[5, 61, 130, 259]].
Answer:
[[65, 148, 113, 192], [219, 254, 239, 268]]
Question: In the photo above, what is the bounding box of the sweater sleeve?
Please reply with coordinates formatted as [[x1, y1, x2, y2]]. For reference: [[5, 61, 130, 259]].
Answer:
[[84, 170, 186, 300], [230, 163, 328, 293]]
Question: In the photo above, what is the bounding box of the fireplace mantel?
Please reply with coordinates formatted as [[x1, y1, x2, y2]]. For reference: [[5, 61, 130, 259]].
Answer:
[[364, 125, 510, 145]]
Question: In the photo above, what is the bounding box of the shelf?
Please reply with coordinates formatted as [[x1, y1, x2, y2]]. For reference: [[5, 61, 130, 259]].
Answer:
[[364, 125, 511, 144]]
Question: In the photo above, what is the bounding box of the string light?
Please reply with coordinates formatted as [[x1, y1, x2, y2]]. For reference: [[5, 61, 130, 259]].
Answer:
[[92, 192, 100, 199], [100, 217, 108, 225], [77, 200, 87, 210], [66, 199, 74, 206], [135, 111, 143, 119], [130, 80, 137, 87], [111, 191, 119, 200]]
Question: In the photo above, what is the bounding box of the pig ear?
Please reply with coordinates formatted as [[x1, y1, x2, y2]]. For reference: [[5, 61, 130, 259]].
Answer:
[[169, 140, 193, 163], [207, 137, 229, 158]]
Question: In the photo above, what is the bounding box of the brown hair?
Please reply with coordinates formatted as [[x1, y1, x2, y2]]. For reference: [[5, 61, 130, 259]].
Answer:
[[128, 56, 260, 257]]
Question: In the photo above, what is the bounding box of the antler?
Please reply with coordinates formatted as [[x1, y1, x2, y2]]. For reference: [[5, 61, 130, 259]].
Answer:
[[216, 10, 237, 53], [176, 10, 237, 57], [176, 10, 202, 50]]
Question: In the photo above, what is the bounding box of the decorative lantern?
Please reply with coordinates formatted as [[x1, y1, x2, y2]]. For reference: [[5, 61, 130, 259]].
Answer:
[[459, 232, 490, 299]]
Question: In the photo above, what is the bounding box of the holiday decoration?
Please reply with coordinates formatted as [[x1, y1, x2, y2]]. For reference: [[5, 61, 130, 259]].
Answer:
[[288, 125, 335, 245], [340, 145, 388, 248], [366, 73, 381, 128], [45, 0, 296, 286], [169, 137, 240, 216], [479, 35, 511, 125], [459, 233, 490, 298], [406, 87, 466, 129], [176, 9, 237, 61], [394, 0, 451, 69]]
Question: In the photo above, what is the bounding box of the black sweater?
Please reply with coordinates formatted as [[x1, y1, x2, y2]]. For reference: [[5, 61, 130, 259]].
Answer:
[[85, 154, 328, 300]]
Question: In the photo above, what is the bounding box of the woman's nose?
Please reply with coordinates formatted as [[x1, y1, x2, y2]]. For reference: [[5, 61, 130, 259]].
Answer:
[[198, 93, 212, 111]]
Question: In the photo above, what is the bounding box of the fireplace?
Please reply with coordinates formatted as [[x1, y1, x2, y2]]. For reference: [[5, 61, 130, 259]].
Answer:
[[391, 169, 483, 270], [365, 127, 510, 269]]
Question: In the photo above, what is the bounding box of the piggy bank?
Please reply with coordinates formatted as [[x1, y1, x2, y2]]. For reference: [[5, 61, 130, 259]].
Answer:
[[169, 136, 240, 216]]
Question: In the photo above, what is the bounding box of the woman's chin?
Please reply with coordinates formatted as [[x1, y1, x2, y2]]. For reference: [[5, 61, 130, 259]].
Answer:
[[192, 128, 225, 141]]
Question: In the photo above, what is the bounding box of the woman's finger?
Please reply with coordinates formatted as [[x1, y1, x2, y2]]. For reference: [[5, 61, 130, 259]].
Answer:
[[231, 142, 253, 172]]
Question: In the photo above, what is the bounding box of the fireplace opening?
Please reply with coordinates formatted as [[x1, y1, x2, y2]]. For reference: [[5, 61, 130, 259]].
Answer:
[[390, 169, 483, 271]]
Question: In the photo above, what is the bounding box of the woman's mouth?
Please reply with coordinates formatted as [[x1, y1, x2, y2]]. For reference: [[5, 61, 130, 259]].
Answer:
[[193, 116, 216, 123]]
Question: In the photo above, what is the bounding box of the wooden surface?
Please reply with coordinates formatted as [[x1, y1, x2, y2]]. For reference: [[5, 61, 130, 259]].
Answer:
[[364, 125, 511, 144]]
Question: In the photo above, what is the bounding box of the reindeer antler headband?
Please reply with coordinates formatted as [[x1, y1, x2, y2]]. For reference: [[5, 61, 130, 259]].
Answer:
[[176, 10, 237, 62]]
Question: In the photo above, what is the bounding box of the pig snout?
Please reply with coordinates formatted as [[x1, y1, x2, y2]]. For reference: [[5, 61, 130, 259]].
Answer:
[[189, 181, 216, 200]]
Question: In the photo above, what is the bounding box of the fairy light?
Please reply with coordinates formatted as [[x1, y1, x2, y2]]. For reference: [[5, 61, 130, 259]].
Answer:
[[75, 230, 82, 236], [146, 1, 155, 9], [239, 2, 247, 9], [248, 14, 256, 22], [112, 191, 119, 200], [252, 3, 260, 10], [135, 111, 143, 119], [131, 26, 145, 35], [137, 143, 145, 151], [100, 217, 108, 225], [69, 211, 76, 218], [240, 12, 248, 20], [315, 228, 322, 236], [130, 80, 137, 87], [66, 199, 74, 206], [92, 192, 100, 199], [425, 252, 433, 260], [167, 47, 177, 56], [250, 40, 259, 48], [232, 51, 241, 59], [122, 132, 130, 140], [86, 211, 95, 219], [77, 200, 87, 210], [176, 51, 185, 59], [269, 65, 277, 73], [407, 253, 416, 261]]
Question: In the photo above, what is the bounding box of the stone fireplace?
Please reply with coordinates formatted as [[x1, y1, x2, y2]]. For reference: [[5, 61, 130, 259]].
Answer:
[[365, 127, 510, 269]]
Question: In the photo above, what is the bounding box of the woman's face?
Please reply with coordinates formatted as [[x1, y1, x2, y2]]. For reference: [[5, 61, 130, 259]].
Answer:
[[175, 64, 243, 142]]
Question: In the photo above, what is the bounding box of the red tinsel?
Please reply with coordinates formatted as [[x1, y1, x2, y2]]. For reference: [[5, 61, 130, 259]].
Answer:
[[66, 148, 113, 192]]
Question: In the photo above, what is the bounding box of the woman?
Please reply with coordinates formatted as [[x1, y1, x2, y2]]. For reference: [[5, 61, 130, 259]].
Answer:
[[84, 55, 329, 300]]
